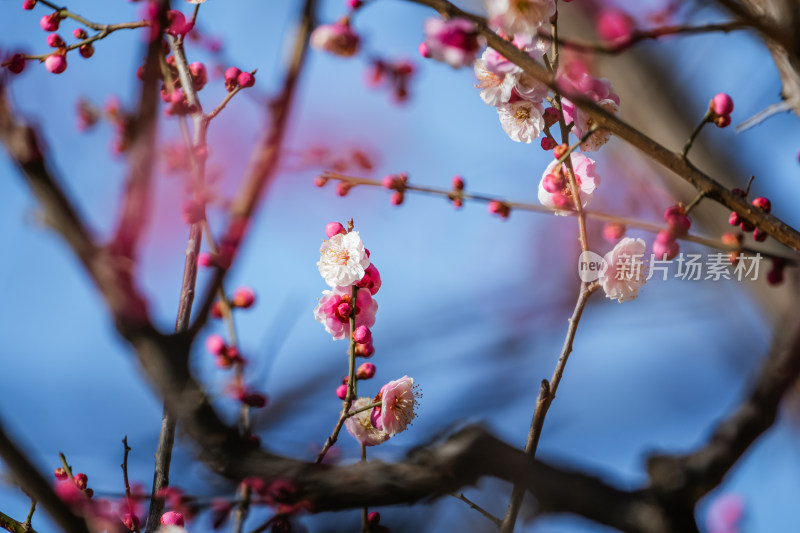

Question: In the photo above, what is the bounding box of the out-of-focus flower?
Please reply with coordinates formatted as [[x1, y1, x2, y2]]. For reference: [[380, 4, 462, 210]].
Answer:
[[486, 0, 556, 36], [599, 237, 647, 302], [559, 62, 620, 151], [310, 19, 360, 57], [422, 17, 483, 68], [538, 153, 600, 214], [318, 231, 370, 288], [345, 397, 390, 446]]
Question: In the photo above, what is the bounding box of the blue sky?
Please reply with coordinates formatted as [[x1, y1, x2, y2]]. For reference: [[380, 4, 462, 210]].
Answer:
[[1, 0, 799, 531]]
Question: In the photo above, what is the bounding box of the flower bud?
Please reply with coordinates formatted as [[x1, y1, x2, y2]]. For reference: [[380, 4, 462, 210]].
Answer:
[[653, 231, 679, 260], [189, 61, 208, 90], [224, 66, 241, 90], [353, 325, 372, 344], [73, 473, 88, 490], [540, 137, 557, 151], [40, 12, 60, 32], [45, 53, 66, 74], [47, 33, 65, 48], [7, 54, 26, 74], [728, 212, 740, 226], [232, 287, 256, 308], [337, 302, 352, 318], [73, 28, 87, 39], [664, 204, 691, 236], [390, 191, 404, 205], [451, 175, 464, 190], [488, 200, 510, 219], [122, 513, 140, 530], [325, 222, 347, 238], [711, 93, 734, 116], [160, 511, 185, 527], [79, 44, 94, 59], [543, 106, 560, 128], [242, 392, 268, 408], [752, 196, 771, 213], [357, 362, 376, 379], [54, 467, 68, 481], [753, 228, 768, 242], [237, 71, 255, 88], [336, 384, 347, 399], [206, 334, 226, 356], [23, 0, 36, 10], [336, 181, 352, 196], [603, 222, 626, 243]]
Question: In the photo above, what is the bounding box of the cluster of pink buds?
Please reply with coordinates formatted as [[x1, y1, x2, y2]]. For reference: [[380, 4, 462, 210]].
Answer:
[[365, 57, 415, 103], [224, 66, 256, 91], [54, 468, 94, 504], [488, 200, 511, 219], [206, 333, 243, 368], [450, 175, 465, 208], [728, 187, 772, 243], [653, 204, 691, 260], [709, 93, 734, 128], [382, 172, 408, 205]]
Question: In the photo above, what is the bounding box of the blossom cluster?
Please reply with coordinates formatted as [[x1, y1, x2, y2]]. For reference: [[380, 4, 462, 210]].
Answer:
[[313, 222, 419, 446]]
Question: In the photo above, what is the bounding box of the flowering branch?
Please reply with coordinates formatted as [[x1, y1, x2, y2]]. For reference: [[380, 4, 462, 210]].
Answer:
[[316, 172, 791, 261], [404, 0, 800, 254], [0, 422, 90, 533]]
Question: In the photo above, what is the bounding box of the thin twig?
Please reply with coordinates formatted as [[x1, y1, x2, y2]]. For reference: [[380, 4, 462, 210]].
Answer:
[[121, 437, 141, 533], [500, 283, 598, 532], [450, 493, 502, 528]]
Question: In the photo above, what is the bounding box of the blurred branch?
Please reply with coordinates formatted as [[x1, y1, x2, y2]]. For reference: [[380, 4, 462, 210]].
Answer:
[[110, 2, 168, 260], [542, 21, 749, 54], [405, 0, 800, 254], [648, 309, 800, 502]]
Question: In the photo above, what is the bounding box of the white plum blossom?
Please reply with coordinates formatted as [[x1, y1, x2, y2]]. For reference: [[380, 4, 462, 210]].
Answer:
[[497, 99, 545, 143], [486, 0, 557, 36], [345, 397, 390, 446], [503, 69, 548, 103], [599, 237, 648, 303], [538, 153, 600, 214], [474, 57, 514, 106], [317, 231, 370, 287]]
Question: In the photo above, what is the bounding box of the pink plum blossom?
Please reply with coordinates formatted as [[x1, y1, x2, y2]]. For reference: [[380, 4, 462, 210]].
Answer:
[[538, 153, 600, 214], [355, 263, 381, 294], [599, 238, 647, 303], [486, 0, 556, 36], [310, 19, 360, 57], [422, 17, 483, 68], [375, 376, 419, 436], [705, 493, 744, 533], [559, 63, 620, 151], [497, 99, 545, 143], [313, 286, 378, 340], [318, 231, 370, 287], [345, 397, 390, 446]]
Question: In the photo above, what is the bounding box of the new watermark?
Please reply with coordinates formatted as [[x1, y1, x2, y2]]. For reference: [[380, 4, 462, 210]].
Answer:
[[578, 252, 763, 282]]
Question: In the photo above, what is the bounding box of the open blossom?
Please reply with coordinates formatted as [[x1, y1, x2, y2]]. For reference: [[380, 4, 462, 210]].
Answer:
[[486, 0, 556, 36], [422, 17, 483, 68], [599, 237, 647, 303], [475, 56, 513, 106], [538, 153, 600, 214], [313, 286, 378, 340], [318, 231, 370, 287], [372, 376, 419, 436], [345, 397, 390, 446], [559, 64, 620, 151], [498, 99, 545, 143], [310, 19, 360, 57]]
